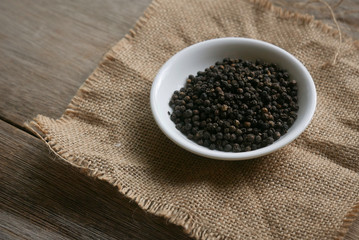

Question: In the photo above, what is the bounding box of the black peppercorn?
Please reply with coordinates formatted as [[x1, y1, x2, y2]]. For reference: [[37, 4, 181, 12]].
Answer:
[[183, 109, 193, 118], [246, 134, 255, 142], [244, 122, 251, 128], [216, 132, 223, 140], [233, 144, 241, 152], [255, 135, 262, 143], [224, 144, 232, 152]]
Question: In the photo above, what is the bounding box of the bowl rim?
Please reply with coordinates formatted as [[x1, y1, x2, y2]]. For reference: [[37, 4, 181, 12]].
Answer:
[[150, 37, 316, 160]]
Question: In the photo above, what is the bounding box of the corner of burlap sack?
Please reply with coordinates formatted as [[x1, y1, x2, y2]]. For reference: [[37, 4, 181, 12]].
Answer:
[[23, 0, 163, 174], [25, 115, 223, 239]]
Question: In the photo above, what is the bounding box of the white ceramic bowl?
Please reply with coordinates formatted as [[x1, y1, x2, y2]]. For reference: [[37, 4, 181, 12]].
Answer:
[[150, 38, 316, 160]]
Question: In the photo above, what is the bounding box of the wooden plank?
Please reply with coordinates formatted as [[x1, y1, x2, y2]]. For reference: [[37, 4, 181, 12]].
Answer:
[[0, 0, 151, 127], [0, 120, 191, 240]]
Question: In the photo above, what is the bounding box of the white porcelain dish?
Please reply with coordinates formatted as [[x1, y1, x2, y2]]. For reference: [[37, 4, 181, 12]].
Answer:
[[150, 37, 316, 160]]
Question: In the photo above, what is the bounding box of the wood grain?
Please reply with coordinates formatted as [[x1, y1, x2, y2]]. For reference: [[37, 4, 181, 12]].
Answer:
[[0, 120, 191, 240], [0, 0, 151, 127], [1, 0, 358, 239]]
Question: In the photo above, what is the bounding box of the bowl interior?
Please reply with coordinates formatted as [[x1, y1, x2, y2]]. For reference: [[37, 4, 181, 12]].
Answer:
[[151, 38, 316, 160]]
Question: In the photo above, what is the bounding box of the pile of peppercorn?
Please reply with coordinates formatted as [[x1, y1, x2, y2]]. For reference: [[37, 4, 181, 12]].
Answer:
[[169, 58, 298, 152]]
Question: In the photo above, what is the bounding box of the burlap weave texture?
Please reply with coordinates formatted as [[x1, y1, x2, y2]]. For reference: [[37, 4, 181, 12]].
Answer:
[[29, 0, 359, 239]]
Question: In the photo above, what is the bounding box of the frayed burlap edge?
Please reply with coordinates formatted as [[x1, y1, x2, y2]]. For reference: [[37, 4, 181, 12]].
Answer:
[[25, 0, 359, 239], [335, 202, 359, 240], [26, 116, 223, 240]]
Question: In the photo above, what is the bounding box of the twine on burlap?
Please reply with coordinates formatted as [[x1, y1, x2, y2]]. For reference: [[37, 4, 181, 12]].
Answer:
[[297, 0, 343, 66], [27, 0, 359, 239]]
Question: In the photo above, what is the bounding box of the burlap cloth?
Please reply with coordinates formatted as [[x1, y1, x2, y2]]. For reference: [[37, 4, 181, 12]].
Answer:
[[28, 0, 359, 239]]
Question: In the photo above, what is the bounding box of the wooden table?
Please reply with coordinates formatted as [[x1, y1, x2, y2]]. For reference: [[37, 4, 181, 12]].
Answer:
[[1, 0, 358, 239]]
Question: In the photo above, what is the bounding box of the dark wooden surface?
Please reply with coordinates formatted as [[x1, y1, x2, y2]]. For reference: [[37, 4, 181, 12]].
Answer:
[[0, 0, 152, 128], [1, 0, 358, 239]]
